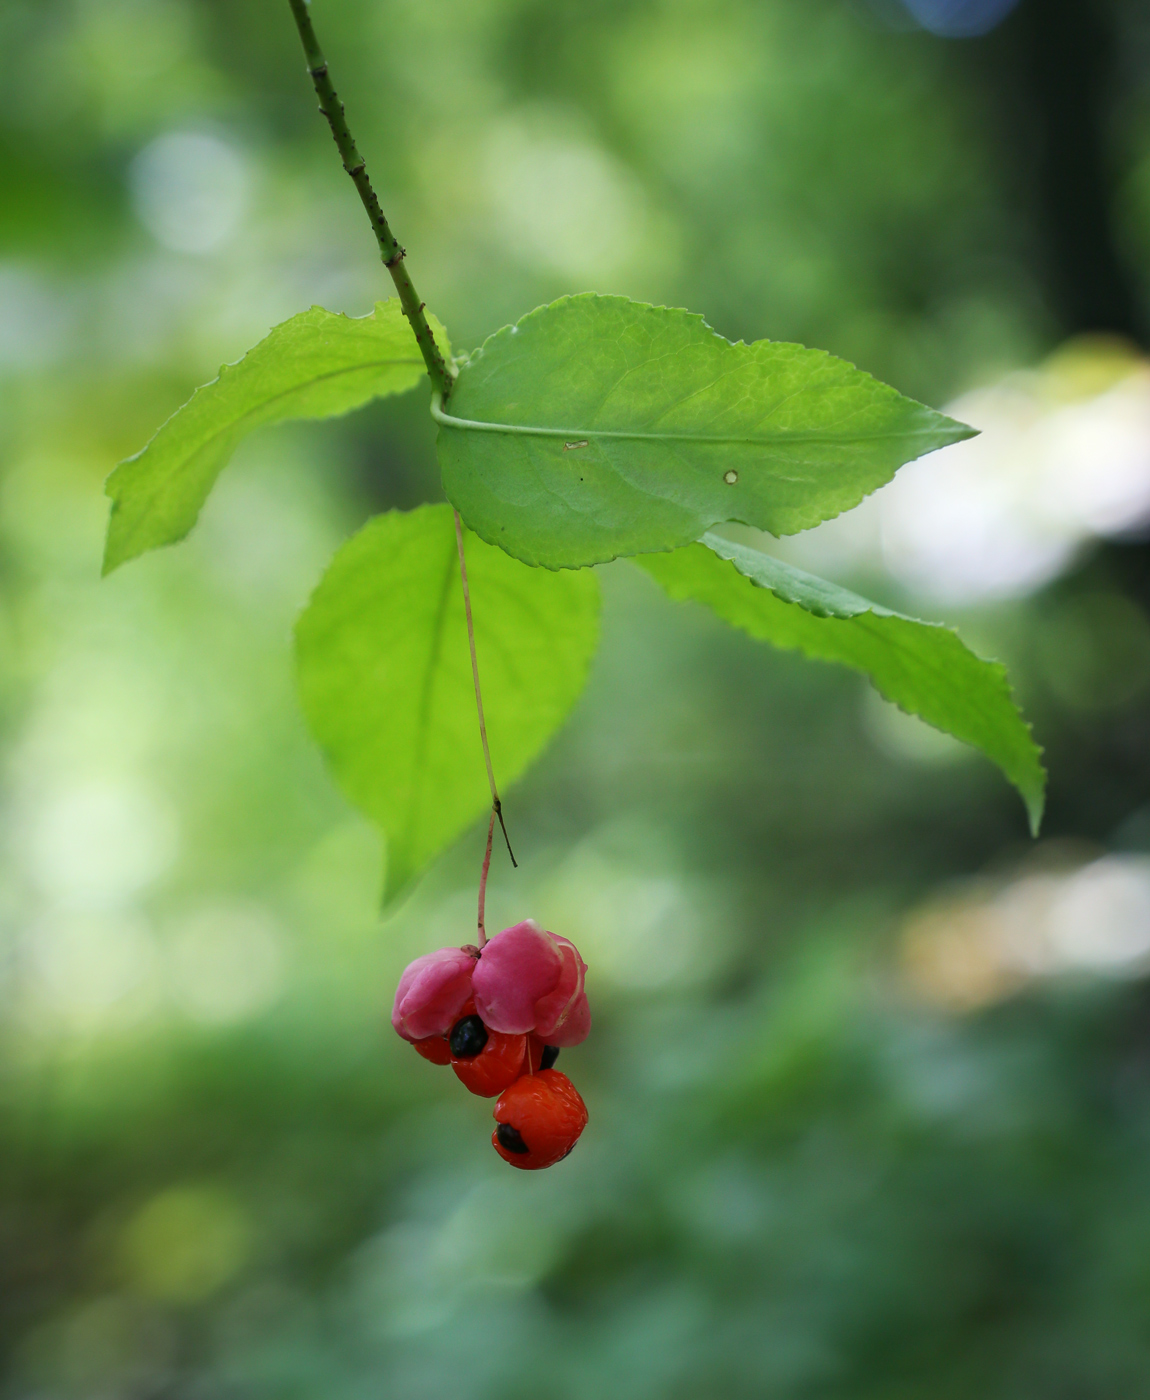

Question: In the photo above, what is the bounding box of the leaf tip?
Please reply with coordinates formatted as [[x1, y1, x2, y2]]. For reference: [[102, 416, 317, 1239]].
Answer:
[[100, 510, 128, 577], [941, 414, 979, 446], [380, 851, 414, 915], [1024, 782, 1046, 839]]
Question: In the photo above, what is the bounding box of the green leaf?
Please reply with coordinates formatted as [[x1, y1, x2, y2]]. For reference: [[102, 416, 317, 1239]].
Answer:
[[436, 293, 973, 569], [294, 503, 600, 904], [103, 300, 448, 574], [637, 535, 1045, 833]]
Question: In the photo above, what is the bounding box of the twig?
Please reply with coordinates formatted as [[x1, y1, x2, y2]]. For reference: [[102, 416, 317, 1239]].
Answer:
[[286, 0, 453, 399], [287, 1, 516, 891]]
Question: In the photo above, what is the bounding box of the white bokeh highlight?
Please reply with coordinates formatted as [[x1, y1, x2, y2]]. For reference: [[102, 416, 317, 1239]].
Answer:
[[22, 910, 161, 1029], [23, 780, 179, 910], [130, 131, 249, 254], [484, 115, 653, 280], [903, 852, 1150, 1010], [781, 343, 1150, 606]]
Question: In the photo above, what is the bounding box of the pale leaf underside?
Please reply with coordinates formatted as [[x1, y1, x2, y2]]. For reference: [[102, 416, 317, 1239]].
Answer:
[[103, 300, 446, 573], [637, 535, 1046, 832]]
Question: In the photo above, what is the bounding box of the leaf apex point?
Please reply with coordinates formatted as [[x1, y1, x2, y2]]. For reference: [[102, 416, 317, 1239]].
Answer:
[[1026, 791, 1047, 838], [380, 868, 407, 913]]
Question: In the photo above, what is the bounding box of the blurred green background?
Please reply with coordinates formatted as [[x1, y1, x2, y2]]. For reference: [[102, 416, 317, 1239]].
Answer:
[[6, 0, 1150, 1395]]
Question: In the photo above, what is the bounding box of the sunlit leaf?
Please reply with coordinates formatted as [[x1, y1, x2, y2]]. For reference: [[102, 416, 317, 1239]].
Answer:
[[103, 300, 447, 574], [436, 294, 973, 569], [294, 503, 600, 904], [637, 534, 1045, 832]]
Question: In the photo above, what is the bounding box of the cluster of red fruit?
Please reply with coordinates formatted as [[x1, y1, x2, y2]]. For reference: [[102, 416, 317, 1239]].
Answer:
[[392, 920, 590, 1169]]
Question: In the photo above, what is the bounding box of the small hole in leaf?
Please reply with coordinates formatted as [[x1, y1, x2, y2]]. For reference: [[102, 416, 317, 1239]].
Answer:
[[724, 470, 738, 485]]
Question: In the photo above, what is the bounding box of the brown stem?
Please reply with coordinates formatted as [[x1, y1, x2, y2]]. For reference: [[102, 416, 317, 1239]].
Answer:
[[286, 0, 453, 398]]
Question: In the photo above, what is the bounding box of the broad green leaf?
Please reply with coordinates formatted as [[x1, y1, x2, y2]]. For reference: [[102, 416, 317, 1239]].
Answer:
[[436, 293, 973, 569], [294, 503, 600, 904], [637, 535, 1045, 833], [103, 300, 448, 574]]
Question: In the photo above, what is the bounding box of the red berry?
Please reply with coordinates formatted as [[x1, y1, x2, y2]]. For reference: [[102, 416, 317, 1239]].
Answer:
[[411, 1035, 451, 1065], [491, 1069, 588, 1169], [449, 1009, 528, 1097]]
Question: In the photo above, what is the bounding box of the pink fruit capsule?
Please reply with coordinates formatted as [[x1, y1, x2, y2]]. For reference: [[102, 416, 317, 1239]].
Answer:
[[391, 946, 477, 1042], [472, 921, 591, 1047]]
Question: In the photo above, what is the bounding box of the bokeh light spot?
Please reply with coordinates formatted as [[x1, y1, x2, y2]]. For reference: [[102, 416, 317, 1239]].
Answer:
[[122, 1187, 251, 1303], [167, 902, 286, 1025], [24, 780, 178, 910], [130, 131, 249, 254]]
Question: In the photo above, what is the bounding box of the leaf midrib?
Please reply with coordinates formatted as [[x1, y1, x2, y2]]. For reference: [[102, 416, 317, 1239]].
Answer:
[[701, 543, 1037, 774], [432, 394, 957, 447], [113, 356, 426, 515]]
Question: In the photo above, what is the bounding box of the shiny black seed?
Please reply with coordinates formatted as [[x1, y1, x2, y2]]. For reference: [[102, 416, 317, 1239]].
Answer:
[[496, 1122, 530, 1154], [449, 1014, 488, 1058], [540, 1044, 560, 1070]]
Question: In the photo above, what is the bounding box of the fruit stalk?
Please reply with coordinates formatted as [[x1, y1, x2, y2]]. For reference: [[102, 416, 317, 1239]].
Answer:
[[477, 808, 495, 946], [454, 509, 516, 867]]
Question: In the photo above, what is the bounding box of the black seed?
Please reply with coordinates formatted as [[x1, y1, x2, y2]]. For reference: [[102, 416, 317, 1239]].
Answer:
[[449, 1014, 488, 1058], [496, 1122, 530, 1154], [540, 1045, 560, 1070]]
